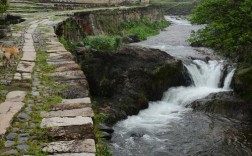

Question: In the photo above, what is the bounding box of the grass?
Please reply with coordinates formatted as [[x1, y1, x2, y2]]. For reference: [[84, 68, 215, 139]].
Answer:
[[83, 35, 122, 51], [119, 19, 170, 41]]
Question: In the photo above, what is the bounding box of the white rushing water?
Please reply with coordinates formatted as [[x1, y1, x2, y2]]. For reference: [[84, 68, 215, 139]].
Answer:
[[113, 60, 235, 133]]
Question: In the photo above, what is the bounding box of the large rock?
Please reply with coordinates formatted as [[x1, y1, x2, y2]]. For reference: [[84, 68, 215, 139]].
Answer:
[[81, 45, 187, 124], [188, 91, 252, 121], [233, 65, 252, 102]]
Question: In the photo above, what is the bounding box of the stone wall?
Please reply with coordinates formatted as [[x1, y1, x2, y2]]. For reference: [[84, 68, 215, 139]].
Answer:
[[55, 6, 163, 42]]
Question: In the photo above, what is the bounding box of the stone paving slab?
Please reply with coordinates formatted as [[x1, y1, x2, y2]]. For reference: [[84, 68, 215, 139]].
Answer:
[[48, 52, 72, 60], [41, 108, 94, 118], [48, 153, 95, 156], [42, 139, 96, 154], [62, 98, 91, 104], [46, 124, 94, 141], [21, 51, 36, 62], [48, 71, 85, 80], [47, 49, 68, 53], [14, 73, 22, 81], [0, 101, 25, 136], [22, 73, 32, 80], [22, 47, 36, 52], [17, 61, 35, 73], [6, 91, 26, 102], [40, 116, 93, 128], [23, 42, 34, 46], [54, 63, 81, 72], [48, 61, 76, 65], [51, 103, 92, 111]]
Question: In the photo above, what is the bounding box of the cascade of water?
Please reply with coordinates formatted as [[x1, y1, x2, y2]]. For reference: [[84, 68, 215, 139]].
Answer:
[[113, 60, 235, 132], [223, 68, 236, 90]]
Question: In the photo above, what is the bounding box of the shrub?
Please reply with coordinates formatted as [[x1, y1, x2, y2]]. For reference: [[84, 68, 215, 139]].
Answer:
[[83, 35, 122, 51]]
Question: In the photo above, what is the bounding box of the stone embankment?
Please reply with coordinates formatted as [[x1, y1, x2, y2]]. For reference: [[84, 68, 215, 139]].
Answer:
[[0, 8, 95, 156]]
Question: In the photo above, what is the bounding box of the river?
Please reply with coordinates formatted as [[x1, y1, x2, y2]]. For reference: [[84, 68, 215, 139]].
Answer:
[[110, 16, 252, 156]]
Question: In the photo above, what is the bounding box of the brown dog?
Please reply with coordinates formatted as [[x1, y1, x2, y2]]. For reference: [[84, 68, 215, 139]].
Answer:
[[0, 45, 20, 67]]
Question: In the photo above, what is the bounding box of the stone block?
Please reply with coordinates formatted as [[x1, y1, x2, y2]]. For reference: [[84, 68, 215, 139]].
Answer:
[[48, 71, 85, 81], [6, 91, 26, 102], [48, 153, 95, 156], [21, 51, 36, 62], [46, 124, 94, 141], [0, 102, 25, 135], [62, 98, 91, 104], [14, 73, 22, 81], [51, 103, 92, 111], [40, 116, 93, 128], [42, 139, 96, 154], [54, 63, 80, 72], [41, 108, 94, 118], [17, 61, 35, 73]]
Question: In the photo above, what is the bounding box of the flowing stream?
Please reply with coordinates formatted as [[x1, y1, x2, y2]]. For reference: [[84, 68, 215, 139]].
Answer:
[[110, 16, 252, 156]]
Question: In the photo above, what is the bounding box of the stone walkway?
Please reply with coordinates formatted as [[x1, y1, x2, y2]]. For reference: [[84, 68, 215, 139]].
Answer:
[[0, 8, 95, 156]]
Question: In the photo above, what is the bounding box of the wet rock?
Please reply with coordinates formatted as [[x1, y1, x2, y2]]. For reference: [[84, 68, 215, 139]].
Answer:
[[100, 131, 112, 140], [17, 113, 31, 121], [233, 66, 252, 102], [188, 91, 252, 121], [99, 123, 114, 133], [82, 45, 187, 124]]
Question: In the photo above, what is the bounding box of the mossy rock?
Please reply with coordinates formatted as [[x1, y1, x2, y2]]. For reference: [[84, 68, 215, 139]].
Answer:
[[233, 65, 252, 102]]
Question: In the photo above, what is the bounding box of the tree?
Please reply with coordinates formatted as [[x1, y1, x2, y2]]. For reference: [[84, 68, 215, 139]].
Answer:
[[190, 0, 252, 63]]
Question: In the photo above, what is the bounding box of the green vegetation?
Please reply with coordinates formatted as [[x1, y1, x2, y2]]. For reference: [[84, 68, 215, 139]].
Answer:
[[189, 0, 252, 63], [83, 35, 122, 51], [93, 106, 112, 156], [59, 36, 77, 51], [151, 0, 199, 15], [0, 0, 9, 14], [119, 19, 169, 40], [82, 19, 169, 51]]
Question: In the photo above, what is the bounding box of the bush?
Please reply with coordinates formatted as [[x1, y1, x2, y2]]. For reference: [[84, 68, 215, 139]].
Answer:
[[0, 0, 8, 14], [189, 0, 252, 63], [119, 19, 170, 41], [83, 35, 122, 51]]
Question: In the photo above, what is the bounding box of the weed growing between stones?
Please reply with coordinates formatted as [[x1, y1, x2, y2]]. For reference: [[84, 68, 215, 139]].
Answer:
[[93, 104, 112, 156]]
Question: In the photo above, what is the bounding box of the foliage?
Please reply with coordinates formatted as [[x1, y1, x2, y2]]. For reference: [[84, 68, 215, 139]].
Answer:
[[189, 0, 252, 63], [119, 19, 170, 40], [59, 36, 77, 51], [0, 0, 9, 13], [83, 35, 122, 51]]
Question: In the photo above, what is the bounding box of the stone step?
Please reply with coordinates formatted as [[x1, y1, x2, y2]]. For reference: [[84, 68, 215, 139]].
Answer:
[[41, 108, 94, 118], [17, 61, 35, 73], [62, 98, 91, 104], [0, 91, 26, 136], [47, 49, 68, 53], [48, 153, 95, 156], [47, 71, 86, 81], [21, 51, 36, 62], [42, 139, 96, 154], [40, 116, 93, 128], [51, 102, 92, 111]]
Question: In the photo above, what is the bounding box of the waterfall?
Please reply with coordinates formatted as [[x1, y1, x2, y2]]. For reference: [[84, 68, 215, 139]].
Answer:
[[112, 60, 235, 133], [223, 68, 236, 90]]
